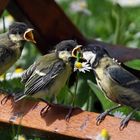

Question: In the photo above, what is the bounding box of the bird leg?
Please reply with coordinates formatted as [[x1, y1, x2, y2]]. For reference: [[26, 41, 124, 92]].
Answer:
[[65, 106, 81, 121], [39, 98, 52, 117], [119, 108, 138, 130], [65, 107, 73, 121], [64, 74, 80, 121], [0, 89, 14, 105], [1, 94, 13, 105], [96, 104, 122, 125]]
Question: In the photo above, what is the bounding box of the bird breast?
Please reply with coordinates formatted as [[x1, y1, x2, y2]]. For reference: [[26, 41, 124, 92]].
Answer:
[[95, 65, 140, 108]]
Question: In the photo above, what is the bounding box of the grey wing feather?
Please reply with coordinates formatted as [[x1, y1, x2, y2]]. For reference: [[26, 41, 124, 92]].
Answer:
[[0, 45, 14, 64], [121, 63, 140, 79], [14, 60, 66, 102], [24, 60, 65, 95], [21, 62, 37, 83], [13, 92, 27, 102], [106, 65, 140, 92], [14, 62, 38, 102]]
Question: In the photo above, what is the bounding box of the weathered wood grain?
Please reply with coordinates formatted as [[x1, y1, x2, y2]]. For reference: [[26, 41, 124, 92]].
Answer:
[[0, 93, 140, 140]]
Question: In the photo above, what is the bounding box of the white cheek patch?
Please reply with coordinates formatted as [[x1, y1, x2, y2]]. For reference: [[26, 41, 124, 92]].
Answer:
[[9, 34, 23, 42], [58, 51, 71, 61], [83, 51, 96, 65]]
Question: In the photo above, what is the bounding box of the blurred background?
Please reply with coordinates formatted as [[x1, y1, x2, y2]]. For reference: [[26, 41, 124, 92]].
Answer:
[[1, 0, 140, 139]]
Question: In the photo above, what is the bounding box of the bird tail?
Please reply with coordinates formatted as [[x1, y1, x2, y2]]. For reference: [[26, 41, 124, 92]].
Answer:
[[14, 92, 26, 102]]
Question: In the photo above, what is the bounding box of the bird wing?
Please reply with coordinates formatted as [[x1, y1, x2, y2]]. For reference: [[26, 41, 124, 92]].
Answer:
[[21, 53, 56, 83], [14, 57, 66, 102], [21, 62, 37, 83], [106, 65, 140, 92], [0, 45, 14, 64], [24, 59, 65, 95], [121, 63, 140, 79]]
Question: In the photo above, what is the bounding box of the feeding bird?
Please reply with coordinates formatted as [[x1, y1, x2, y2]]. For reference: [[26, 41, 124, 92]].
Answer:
[[0, 22, 35, 75], [81, 44, 140, 130], [12, 40, 80, 118]]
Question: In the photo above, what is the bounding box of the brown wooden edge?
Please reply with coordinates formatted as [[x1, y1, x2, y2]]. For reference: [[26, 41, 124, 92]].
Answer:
[[0, 0, 9, 16], [5, 0, 140, 62], [0, 93, 140, 140]]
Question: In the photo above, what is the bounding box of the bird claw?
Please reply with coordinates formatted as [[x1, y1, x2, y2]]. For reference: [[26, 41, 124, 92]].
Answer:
[[96, 111, 108, 125], [65, 107, 81, 121], [65, 107, 73, 122], [40, 104, 51, 117], [1, 94, 12, 105], [119, 117, 129, 131]]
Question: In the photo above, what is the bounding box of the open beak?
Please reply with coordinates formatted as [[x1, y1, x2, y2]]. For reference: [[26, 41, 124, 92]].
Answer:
[[72, 45, 87, 62], [24, 28, 36, 43], [72, 45, 82, 57]]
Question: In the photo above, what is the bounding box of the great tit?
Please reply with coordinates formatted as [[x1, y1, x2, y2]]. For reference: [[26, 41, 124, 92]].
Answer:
[[0, 22, 35, 75], [12, 40, 80, 118], [82, 44, 140, 130]]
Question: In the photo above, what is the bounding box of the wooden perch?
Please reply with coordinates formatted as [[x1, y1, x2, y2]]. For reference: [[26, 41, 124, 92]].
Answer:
[[1, 0, 140, 62], [0, 0, 9, 15], [0, 93, 140, 140], [0, 0, 139, 63], [6, 0, 85, 53]]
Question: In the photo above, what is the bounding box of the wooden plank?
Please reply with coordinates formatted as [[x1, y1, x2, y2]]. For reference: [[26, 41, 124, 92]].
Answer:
[[88, 39, 140, 62], [7, 0, 85, 53], [0, 0, 9, 16], [0, 93, 140, 140], [6, 0, 140, 62], [6, 0, 49, 53]]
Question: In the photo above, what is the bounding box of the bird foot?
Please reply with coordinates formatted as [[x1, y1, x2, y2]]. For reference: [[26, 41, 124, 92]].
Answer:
[[119, 116, 130, 130], [65, 107, 81, 121], [96, 111, 108, 125], [40, 104, 51, 117], [1, 94, 13, 105], [65, 107, 73, 121]]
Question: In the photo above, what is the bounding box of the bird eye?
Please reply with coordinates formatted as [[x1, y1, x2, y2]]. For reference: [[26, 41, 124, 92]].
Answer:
[[65, 47, 71, 51], [66, 48, 70, 51], [18, 31, 22, 34]]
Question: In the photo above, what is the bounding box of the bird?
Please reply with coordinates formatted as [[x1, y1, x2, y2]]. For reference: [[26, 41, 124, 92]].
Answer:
[[12, 40, 80, 118], [81, 44, 140, 130], [0, 22, 36, 75]]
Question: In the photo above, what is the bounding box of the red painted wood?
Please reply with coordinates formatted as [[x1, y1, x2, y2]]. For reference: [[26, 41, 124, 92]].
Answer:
[[0, 0, 9, 15], [0, 93, 140, 140]]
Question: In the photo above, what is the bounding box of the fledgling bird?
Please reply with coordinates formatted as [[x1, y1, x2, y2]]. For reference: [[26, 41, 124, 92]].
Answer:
[[82, 44, 140, 130], [13, 40, 80, 118], [0, 22, 35, 75]]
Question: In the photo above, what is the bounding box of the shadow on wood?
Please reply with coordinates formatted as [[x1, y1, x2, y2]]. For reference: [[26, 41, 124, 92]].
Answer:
[[0, 93, 140, 140]]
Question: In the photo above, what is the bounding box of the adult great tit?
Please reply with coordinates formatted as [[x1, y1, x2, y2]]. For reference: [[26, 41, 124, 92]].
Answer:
[[82, 44, 140, 130], [0, 22, 35, 75], [13, 40, 80, 118]]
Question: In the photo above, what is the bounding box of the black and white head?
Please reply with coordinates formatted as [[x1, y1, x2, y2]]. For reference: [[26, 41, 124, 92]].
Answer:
[[83, 44, 109, 68], [55, 40, 81, 62], [8, 22, 36, 43]]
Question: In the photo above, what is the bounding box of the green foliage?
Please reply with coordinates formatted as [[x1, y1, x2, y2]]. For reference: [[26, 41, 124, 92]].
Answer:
[[125, 59, 140, 70], [0, 78, 24, 93]]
